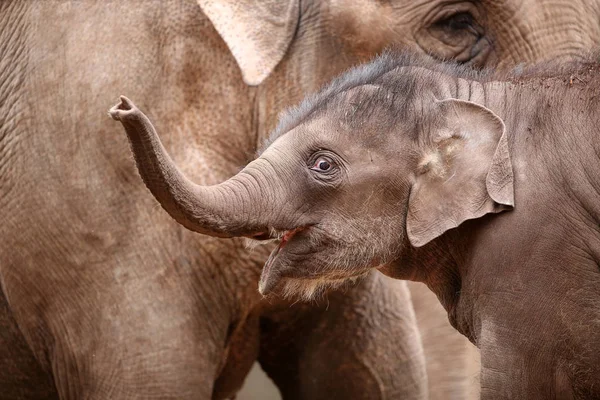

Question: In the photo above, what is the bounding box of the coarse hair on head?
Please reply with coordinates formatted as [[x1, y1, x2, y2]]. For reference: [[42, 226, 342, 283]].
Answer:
[[259, 48, 600, 155], [258, 50, 484, 154]]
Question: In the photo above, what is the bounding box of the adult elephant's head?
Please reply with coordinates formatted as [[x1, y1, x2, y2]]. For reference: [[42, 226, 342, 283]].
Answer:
[[200, 0, 600, 87]]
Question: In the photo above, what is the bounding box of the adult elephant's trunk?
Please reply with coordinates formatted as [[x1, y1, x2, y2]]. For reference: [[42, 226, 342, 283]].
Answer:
[[109, 96, 272, 238]]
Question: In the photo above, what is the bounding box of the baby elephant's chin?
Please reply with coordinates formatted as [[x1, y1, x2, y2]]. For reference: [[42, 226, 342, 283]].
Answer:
[[281, 271, 371, 301], [258, 242, 372, 301], [257, 228, 376, 298]]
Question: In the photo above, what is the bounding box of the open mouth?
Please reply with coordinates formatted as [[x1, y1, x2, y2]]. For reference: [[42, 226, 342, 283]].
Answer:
[[248, 231, 273, 241], [247, 226, 307, 242], [260, 226, 307, 281]]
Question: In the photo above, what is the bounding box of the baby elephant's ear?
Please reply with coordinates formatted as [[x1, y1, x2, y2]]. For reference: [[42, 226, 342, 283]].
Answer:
[[198, 0, 299, 86], [407, 99, 514, 247]]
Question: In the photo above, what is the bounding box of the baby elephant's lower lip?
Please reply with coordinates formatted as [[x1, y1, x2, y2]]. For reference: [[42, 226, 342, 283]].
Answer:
[[259, 226, 310, 295]]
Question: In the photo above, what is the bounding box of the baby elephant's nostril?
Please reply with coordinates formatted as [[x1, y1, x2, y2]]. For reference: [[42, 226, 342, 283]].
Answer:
[[108, 96, 137, 121], [117, 96, 133, 111]]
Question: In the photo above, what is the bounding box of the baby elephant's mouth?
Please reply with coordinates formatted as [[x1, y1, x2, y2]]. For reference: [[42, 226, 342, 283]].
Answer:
[[272, 226, 306, 250], [248, 231, 273, 241], [257, 226, 309, 294], [247, 226, 307, 242]]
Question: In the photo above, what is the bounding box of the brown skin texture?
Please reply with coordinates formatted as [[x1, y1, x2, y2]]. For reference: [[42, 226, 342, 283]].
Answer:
[[257, 276, 426, 400], [2, 1, 429, 399], [114, 53, 600, 398], [325, 0, 600, 69], [5, 0, 600, 398]]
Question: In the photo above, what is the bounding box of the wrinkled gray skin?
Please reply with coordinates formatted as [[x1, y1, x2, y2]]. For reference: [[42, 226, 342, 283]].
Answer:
[[4, 2, 429, 399], [112, 53, 600, 399], [4, 0, 600, 398], [4, 1, 431, 399]]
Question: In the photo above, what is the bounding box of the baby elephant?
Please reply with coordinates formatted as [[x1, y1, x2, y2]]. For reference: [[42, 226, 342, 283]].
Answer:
[[111, 52, 600, 398]]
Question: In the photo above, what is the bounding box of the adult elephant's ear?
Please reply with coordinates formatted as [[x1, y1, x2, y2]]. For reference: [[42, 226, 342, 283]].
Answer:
[[407, 99, 515, 247], [198, 0, 299, 86]]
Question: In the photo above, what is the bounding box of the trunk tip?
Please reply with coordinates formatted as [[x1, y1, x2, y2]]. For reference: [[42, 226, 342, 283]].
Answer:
[[109, 96, 138, 121]]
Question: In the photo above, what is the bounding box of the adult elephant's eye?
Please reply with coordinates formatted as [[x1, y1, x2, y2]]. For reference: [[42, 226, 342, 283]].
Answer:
[[311, 157, 333, 172], [436, 12, 477, 34], [415, 6, 490, 67]]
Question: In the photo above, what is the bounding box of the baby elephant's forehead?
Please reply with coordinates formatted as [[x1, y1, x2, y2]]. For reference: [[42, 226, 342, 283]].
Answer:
[[337, 85, 404, 121], [322, 86, 409, 140], [289, 116, 342, 142], [288, 105, 396, 152], [273, 114, 355, 153], [274, 82, 417, 150], [333, 84, 386, 110]]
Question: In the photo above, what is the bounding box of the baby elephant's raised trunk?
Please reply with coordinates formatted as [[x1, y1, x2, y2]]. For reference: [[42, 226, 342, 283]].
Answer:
[[109, 96, 269, 238]]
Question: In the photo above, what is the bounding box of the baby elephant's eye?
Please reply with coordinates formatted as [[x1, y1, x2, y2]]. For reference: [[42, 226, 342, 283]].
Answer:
[[311, 157, 333, 172]]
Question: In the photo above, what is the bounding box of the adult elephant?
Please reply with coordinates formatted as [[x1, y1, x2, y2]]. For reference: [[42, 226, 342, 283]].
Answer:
[[2, 0, 599, 399]]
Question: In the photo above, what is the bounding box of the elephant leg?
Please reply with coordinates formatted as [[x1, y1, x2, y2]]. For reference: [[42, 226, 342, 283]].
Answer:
[[407, 281, 481, 400], [52, 294, 224, 399], [0, 286, 58, 399], [49, 295, 224, 399], [258, 271, 427, 400], [2, 251, 235, 400], [212, 310, 261, 400]]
